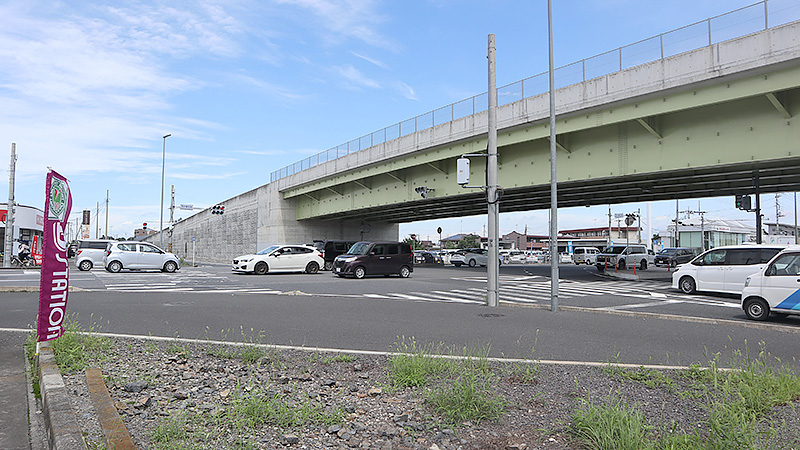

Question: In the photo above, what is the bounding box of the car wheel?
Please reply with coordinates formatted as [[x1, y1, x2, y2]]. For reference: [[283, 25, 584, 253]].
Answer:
[[468, 259, 477, 267], [337, 273, 346, 278], [354, 266, 366, 279], [596, 264, 604, 272], [679, 276, 696, 294], [399, 266, 411, 278], [617, 260, 626, 270], [323, 261, 333, 271], [743, 297, 770, 321], [163, 261, 178, 273], [640, 260, 647, 270], [106, 261, 122, 273], [454, 262, 462, 267], [305, 261, 319, 274], [254, 262, 268, 275], [78, 260, 92, 271]]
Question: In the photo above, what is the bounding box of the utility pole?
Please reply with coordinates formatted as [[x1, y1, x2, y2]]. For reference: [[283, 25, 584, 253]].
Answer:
[[776, 193, 783, 237], [755, 171, 762, 244], [169, 185, 175, 252], [105, 190, 109, 239], [3, 143, 17, 268], [96, 201, 100, 239], [548, 0, 559, 312], [607, 206, 612, 247], [637, 208, 641, 244], [675, 200, 680, 247], [486, 34, 499, 308]]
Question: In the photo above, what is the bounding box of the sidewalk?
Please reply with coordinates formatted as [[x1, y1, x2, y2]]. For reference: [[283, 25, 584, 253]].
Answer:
[[0, 330, 42, 450]]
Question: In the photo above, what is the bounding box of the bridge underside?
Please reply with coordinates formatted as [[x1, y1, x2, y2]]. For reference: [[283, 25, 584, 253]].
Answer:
[[285, 64, 800, 225], [310, 157, 800, 223]]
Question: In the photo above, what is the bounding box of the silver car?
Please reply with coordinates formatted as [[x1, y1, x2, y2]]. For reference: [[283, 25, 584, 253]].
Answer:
[[104, 242, 180, 273], [75, 239, 116, 271]]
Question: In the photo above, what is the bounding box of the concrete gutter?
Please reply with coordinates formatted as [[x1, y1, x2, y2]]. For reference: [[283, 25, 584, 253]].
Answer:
[[36, 343, 86, 450]]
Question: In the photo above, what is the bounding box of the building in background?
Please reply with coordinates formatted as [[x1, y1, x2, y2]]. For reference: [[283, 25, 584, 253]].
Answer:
[[0, 203, 44, 255]]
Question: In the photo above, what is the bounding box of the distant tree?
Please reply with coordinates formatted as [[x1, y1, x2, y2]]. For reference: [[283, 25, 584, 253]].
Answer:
[[403, 235, 424, 250], [457, 234, 480, 249]]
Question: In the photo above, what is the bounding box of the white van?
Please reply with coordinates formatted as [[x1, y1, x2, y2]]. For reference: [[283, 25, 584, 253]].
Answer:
[[572, 247, 598, 265], [741, 248, 800, 320], [671, 244, 785, 295]]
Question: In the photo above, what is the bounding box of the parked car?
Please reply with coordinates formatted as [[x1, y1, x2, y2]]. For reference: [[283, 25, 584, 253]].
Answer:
[[450, 248, 503, 267], [572, 247, 598, 265], [654, 247, 695, 267], [741, 248, 800, 320], [233, 244, 323, 275], [333, 241, 413, 279], [313, 240, 358, 271], [508, 251, 527, 264], [559, 253, 573, 264], [76, 239, 116, 271], [104, 241, 180, 273], [414, 251, 441, 264], [671, 244, 785, 294], [595, 244, 653, 271]]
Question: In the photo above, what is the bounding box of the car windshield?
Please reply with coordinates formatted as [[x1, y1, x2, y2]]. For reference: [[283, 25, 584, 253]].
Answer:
[[256, 245, 281, 255], [659, 249, 678, 255], [347, 242, 372, 255], [603, 246, 626, 254]]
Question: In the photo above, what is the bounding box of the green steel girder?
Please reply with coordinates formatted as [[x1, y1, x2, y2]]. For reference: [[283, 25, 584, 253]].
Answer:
[[288, 64, 800, 222]]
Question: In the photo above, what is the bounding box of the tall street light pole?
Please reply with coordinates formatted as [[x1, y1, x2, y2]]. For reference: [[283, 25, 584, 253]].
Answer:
[[160, 133, 171, 248]]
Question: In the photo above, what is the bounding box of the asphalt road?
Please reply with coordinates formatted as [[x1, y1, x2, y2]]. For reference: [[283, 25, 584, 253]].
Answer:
[[2, 262, 799, 367]]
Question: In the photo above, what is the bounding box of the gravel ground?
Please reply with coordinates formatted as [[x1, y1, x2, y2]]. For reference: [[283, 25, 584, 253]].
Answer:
[[61, 336, 800, 450]]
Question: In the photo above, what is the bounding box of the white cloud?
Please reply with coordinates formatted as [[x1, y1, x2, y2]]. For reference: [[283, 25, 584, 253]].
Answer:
[[398, 82, 418, 101], [351, 51, 388, 69], [274, 0, 392, 48], [334, 65, 380, 89]]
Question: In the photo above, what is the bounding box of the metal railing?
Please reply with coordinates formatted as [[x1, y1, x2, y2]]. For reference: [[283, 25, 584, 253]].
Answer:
[[270, 0, 799, 183]]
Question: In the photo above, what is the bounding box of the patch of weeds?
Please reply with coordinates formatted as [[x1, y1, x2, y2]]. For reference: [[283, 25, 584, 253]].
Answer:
[[388, 337, 454, 387], [426, 371, 507, 425], [570, 392, 651, 450], [603, 365, 677, 391], [151, 413, 188, 444], [165, 341, 190, 358], [51, 314, 113, 374], [23, 331, 40, 399], [225, 387, 344, 429], [321, 353, 357, 364]]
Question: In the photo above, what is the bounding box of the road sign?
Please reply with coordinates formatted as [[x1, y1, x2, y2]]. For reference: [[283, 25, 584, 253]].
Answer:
[[192, 237, 196, 242], [179, 204, 194, 211]]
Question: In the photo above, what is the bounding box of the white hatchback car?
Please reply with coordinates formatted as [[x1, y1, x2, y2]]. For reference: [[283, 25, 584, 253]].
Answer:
[[104, 242, 180, 273], [741, 248, 800, 321], [232, 244, 324, 275]]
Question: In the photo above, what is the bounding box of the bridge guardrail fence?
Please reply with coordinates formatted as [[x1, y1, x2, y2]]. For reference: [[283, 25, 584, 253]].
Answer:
[[270, 0, 800, 184]]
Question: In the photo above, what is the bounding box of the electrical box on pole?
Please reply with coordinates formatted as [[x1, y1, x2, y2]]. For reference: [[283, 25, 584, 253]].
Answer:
[[456, 157, 470, 185]]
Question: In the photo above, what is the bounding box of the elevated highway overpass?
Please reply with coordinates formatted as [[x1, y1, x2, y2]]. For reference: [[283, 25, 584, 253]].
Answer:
[[157, 8, 800, 263]]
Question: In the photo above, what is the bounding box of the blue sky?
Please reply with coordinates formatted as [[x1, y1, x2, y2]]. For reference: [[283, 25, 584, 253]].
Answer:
[[1, 0, 797, 241]]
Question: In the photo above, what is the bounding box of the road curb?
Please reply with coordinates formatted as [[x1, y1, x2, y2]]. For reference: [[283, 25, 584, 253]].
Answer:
[[36, 344, 86, 450], [85, 368, 136, 449]]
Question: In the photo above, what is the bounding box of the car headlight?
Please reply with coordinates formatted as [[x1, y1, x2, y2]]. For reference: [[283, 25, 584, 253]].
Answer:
[[239, 258, 251, 263], [340, 256, 357, 262]]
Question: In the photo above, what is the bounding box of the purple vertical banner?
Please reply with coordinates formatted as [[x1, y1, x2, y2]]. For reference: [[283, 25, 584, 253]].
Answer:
[[37, 170, 72, 342]]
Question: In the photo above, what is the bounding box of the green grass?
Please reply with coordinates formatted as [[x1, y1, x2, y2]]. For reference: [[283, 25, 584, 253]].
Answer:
[[571, 344, 800, 450], [388, 337, 454, 387], [224, 387, 344, 429], [426, 370, 507, 424], [50, 314, 113, 374]]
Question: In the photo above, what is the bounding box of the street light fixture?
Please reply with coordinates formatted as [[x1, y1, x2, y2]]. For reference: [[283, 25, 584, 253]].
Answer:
[[160, 133, 171, 248]]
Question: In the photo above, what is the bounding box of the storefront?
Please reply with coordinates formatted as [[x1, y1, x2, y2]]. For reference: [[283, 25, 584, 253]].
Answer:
[[0, 203, 45, 258]]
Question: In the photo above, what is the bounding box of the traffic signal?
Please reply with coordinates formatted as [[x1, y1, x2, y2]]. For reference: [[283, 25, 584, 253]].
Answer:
[[142, 222, 147, 230], [415, 186, 430, 199], [735, 194, 751, 211], [211, 205, 225, 215]]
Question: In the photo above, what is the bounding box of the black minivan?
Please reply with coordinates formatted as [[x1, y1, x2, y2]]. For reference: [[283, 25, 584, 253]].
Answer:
[[314, 240, 358, 271], [332, 241, 413, 279]]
